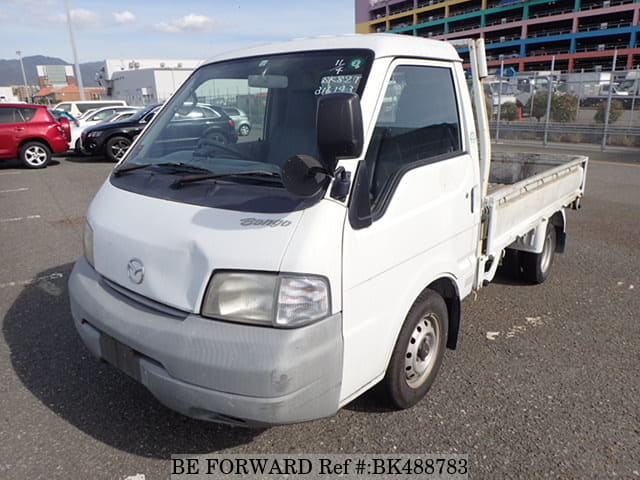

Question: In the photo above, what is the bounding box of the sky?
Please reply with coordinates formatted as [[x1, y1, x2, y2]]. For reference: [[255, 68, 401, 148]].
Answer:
[[0, 0, 356, 62]]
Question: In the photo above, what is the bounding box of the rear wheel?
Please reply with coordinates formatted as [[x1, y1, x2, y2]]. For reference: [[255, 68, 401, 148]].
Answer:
[[105, 136, 131, 162], [521, 223, 557, 284], [238, 124, 251, 136], [20, 141, 51, 168], [383, 289, 448, 409]]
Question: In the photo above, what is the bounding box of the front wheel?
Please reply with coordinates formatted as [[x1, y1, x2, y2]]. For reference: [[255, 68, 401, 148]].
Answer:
[[20, 141, 51, 168], [105, 136, 132, 162], [521, 223, 557, 284], [74, 139, 85, 156], [383, 289, 448, 409]]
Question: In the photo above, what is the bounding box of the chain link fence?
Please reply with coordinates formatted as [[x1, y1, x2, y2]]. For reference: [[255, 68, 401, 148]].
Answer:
[[486, 65, 640, 150]]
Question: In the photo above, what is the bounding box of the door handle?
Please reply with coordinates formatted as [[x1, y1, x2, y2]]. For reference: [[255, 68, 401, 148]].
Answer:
[[470, 185, 478, 213], [15, 127, 25, 132]]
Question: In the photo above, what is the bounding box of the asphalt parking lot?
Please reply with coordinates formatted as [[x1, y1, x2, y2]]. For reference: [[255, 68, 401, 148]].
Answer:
[[0, 146, 639, 480]]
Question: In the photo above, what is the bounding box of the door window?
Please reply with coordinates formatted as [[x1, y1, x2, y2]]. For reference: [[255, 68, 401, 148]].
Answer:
[[365, 64, 462, 208], [91, 109, 116, 121], [17, 108, 37, 122], [0, 107, 15, 124]]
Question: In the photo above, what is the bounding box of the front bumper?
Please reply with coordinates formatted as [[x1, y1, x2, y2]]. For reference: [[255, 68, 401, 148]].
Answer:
[[68, 256, 343, 426]]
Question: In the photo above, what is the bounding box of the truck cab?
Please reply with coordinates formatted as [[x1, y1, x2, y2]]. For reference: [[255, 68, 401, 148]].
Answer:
[[69, 34, 586, 426]]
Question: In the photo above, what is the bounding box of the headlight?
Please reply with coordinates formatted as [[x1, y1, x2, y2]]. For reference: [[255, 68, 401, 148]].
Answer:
[[86, 131, 102, 138], [83, 220, 95, 268], [202, 272, 330, 328]]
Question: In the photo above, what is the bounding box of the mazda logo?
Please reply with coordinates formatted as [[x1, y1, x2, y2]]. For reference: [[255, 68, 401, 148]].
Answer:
[[127, 258, 144, 284]]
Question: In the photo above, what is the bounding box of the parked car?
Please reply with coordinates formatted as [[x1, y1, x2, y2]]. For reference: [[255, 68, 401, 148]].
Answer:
[[81, 103, 238, 162], [0, 103, 70, 168], [220, 106, 251, 136], [79, 106, 140, 127], [81, 104, 161, 161], [77, 108, 97, 120], [99, 110, 139, 124], [71, 106, 140, 152], [53, 100, 128, 118]]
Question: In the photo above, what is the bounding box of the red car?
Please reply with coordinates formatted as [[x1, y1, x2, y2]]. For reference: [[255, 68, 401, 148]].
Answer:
[[0, 103, 70, 168]]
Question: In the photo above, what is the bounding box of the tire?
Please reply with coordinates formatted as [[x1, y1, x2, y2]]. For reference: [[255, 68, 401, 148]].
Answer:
[[20, 141, 51, 169], [521, 223, 557, 284], [74, 139, 84, 156], [383, 289, 448, 409], [105, 136, 132, 162], [203, 131, 229, 145], [499, 248, 521, 279], [238, 124, 251, 136]]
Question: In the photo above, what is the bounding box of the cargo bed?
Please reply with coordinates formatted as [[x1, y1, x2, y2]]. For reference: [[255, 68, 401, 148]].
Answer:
[[479, 152, 588, 284]]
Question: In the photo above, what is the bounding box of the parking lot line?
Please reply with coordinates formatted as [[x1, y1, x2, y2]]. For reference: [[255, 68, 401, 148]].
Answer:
[[0, 272, 64, 289], [0, 171, 22, 176], [591, 160, 640, 168], [0, 187, 29, 194], [0, 215, 41, 223]]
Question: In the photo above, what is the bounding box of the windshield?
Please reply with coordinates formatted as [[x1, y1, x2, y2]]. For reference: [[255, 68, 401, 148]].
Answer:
[[110, 49, 373, 213], [619, 80, 637, 93], [121, 49, 373, 177], [127, 104, 159, 122]]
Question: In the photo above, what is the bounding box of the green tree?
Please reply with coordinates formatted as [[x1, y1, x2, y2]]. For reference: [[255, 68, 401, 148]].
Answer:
[[551, 94, 579, 122], [594, 100, 624, 124], [525, 91, 549, 121], [500, 101, 519, 121]]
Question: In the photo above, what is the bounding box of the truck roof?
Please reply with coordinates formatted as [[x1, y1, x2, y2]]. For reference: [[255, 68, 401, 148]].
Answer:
[[202, 34, 462, 66]]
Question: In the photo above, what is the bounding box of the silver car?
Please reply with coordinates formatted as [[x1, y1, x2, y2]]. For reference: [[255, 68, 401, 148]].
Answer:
[[221, 106, 251, 136]]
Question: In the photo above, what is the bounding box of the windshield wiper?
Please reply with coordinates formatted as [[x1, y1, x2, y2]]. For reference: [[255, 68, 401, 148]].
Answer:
[[113, 162, 212, 177], [172, 170, 281, 188], [193, 141, 250, 161]]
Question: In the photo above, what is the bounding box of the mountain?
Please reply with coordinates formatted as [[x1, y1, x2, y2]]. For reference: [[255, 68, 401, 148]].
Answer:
[[0, 55, 102, 87]]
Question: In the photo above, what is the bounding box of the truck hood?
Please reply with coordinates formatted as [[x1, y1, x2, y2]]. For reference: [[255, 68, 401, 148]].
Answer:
[[88, 182, 302, 312]]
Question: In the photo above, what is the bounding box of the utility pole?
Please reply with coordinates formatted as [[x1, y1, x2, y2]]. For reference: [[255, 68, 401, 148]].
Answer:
[[65, 0, 86, 100], [16, 50, 29, 101]]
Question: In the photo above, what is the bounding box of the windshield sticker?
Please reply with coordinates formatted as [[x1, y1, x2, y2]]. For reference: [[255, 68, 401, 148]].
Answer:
[[315, 75, 362, 96], [330, 59, 347, 75], [349, 57, 365, 70]]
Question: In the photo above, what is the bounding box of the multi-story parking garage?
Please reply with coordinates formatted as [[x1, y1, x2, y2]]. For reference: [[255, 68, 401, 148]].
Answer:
[[356, 0, 640, 72]]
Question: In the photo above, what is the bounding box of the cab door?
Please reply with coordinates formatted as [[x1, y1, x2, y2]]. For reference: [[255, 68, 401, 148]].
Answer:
[[340, 59, 480, 401]]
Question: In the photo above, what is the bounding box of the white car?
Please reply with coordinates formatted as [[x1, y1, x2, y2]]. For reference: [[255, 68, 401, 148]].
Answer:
[[71, 106, 140, 151]]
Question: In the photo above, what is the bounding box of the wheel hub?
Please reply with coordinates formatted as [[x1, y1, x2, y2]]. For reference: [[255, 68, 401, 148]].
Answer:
[[25, 146, 47, 166], [540, 231, 553, 273], [404, 313, 439, 388]]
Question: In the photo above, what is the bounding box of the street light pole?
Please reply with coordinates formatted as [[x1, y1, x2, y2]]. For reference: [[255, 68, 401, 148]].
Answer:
[[16, 50, 28, 101], [65, 0, 86, 100], [601, 49, 617, 151]]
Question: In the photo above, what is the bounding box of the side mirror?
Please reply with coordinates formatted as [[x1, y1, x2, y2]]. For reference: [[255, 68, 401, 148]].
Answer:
[[317, 93, 364, 172], [282, 154, 330, 198], [281, 93, 364, 198]]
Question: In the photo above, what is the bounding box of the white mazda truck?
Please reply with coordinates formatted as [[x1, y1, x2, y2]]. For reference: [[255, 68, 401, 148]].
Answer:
[[69, 34, 587, 426]]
